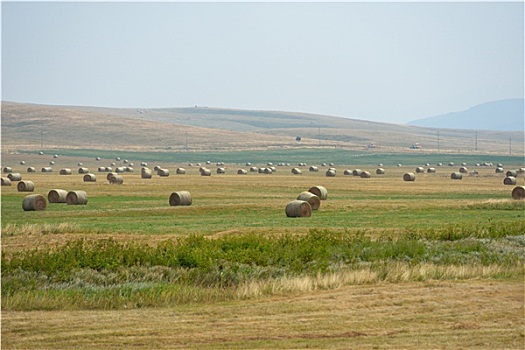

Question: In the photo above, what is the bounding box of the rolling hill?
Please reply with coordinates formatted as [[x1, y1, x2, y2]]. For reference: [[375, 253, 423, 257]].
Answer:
[[1, 101, 522, 155]]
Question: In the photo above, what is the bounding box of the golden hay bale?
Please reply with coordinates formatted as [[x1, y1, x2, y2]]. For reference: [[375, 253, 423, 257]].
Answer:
[[285, 200, 312, 217], [66, 191, 88, 205], [115, 167, 126, 173], [7, 173, 22, 181], [83, 174, 97, 182], [451, 172, 463, 180], [3, 167, 13, 173], [264, 168, 273, 174], [141, 167, 152, 179], [403, 173, 416, 181], [201, 168, 212, 176], [511, 186, 525, 200], [216, 167, 226, 174], [41, 167, 53, 173], [176, 168, 186, 174], [352, 169, 362, 176], [291, 168, 302, 175], [343, 170, 352, 175], [27, 167, 36, 173], [78, 167, 89, 174], [237, 169, 248, 175], [495, 167, 504, 173], [125, 167, 134, 173], [297, 191, 320, 210], [98, 166, 106, 172], [60, 168, 72, 175], [157, 168, 170, 177], [427, 168, 436, 173], [459, 166, 468, 174], [376, 168, 385, 175], [107, 172, 118, 181], [1, 177, 12, 186], [48, 189, 68, 203], [22, 194, 47, 211], [17, 180, 35, 192], [415, 167, 425, 173], [169, 191, 192, 206], [308, 185, 328, 200], [504, 177, 517, 185], [506, 170, 518, 178], [325, 169, 336, 177], [309, 166, 319, 172], [360, 171, 371, 178], [109, 174, 124, 184], [250, 166, 258, 172]]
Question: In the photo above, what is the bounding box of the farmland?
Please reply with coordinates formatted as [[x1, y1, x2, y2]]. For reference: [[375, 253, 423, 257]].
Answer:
[[1, 148, 524, 349]]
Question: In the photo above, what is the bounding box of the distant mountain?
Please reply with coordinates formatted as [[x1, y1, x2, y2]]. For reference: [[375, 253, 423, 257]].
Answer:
[[408, 99, 524, 131]]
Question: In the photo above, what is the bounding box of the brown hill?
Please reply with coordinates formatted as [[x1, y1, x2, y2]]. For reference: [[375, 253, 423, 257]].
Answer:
[[2, 101, 522, 155]]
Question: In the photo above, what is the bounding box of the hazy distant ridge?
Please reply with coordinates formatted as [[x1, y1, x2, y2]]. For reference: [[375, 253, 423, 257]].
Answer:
[[408, 99, 524, 131]]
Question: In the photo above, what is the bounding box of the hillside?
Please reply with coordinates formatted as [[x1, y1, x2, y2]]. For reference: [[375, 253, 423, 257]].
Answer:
[[408, 99, 524, 131], [1, 101, 523, 155]]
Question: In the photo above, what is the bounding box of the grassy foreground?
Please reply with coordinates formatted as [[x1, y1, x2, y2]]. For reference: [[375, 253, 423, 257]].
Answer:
[[1, 153, 524, 348]]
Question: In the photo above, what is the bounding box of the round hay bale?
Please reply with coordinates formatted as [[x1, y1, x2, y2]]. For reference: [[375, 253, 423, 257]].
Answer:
[[78, 162, 83, 166], [511, 186, 525, 200], [3, 167, 12, 173], [201, 168, 212, 176], [326, 169, 336, 177], [157, 168, 170, 177], [83, 173, 97, 182], [459, 166, 468, 174], [66, 191, 88, 205], [403, 173, 416, 181], [258, 167, 265, 173], [169, 191, 192, 206], [237, 169, 248, 175], [105, 167, 113, 172], [48, 189, 68, 203], [141, 167, 152, 179], [250, 166, 258, 172], [98, 166, 106, 172], [141, 162, 148, 167], [427, 167, 436, 173], [518, 168, 525, 174], [495, 167, 504, 173], [270, 166, 277, 172], [343, 169, 352, 176], [53, 154, 59, 159], [376, 168, 385, 175], [216, 167, 226, 174], [504, 176, 517, 185], [59, 168, 72, 175], [1, 177, 12, 186], [109, 174, 124, 184], [291, 168, 302, 175], [264, 168, 273, 174], [116, 157, 121, 161], [297, 191, 320, 210], [245, 162, 252, 166], [352, 169, 362, 176], [176, 168, 186, 174], [7, 173, 22, 181], [360, 171, 371, 178], [451, 172, 463, 180], [22, 194, 47, 211], [506, 170, 518, 178], [96, 157, 101, 161], [106, 172, 118, 181], [27, 167, 36, 173], [41, 167, 53, 173], [448, 162, 454, 166], [125, 167, 134, 173], [309, 166, 319, 172], [39, 151, 44, 155], [17, 180, 35, 192], [415, 167, 425, 173], [285, 200, 312, 217], [308, 185, 328, 200], [115, 167, 125, 173], [49, 161, 55, 166], [20, 161, 26, 165]]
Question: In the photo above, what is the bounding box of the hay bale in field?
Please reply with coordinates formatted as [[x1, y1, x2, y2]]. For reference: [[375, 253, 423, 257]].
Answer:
[[343, 169, 352, 176], [403, 173, 416, 181], [297, 191, 320, 210], [124, 167, 134, 173], [49, 161, 55, 166], [77, 162, 83, 166], [27, 167, 36, 173], [59, 168, 72, 175], [66, 191, 88, 205], [518, 168, 525, 174], [176, 168, 186, 175], [115, 167, 125, 173], [98, 166, 106, 172], [415, 167, 425, 173], [105, 167, 113, 172], [326, 169, 336, 177], [22, 194, 47, 211], [511, 186, 525, 200], [308, 185, 328, 200], [237, 169, 248, 175], [376, 168, 385, 175], [216, 167, 226, 174], [459, 166, 468, 174], [201, 168, 212, 176], [504, 176, 517, 185], [48, 189, 68, 203], [17, 180, 35, 192], [245, 162, 252, 166], [20, 161, 26, 165], [1, 177, 12, 186], [141, 162, 148, 167], [109, 174, 124, 184], [141, 167, 152, 179], [169, 191, 192, 206], [3, 166, 13, 173], [495, 167, 504, 173], [7, 173, 22, 181], [451, 172, 463, 180], [53, 154, 59, 159], [291, 168, 302, 175], [264, 168, 273, 174], [360, 171, 371, 178], [41, 167, 53, 173], [448, 162, 454, 166], [506, 170, 518, 178], [427, 167, 436, 173], [352, 169, 362, 176], [285, 200, 312, 217], [157, 168, 170, 177], [250, 166, 258, 172], [107, 172, 118, 181], [83, 173, 97, 182], [309, 166, 319, 172], [96, 157, 101, 161], [116, 157, 121, 161]]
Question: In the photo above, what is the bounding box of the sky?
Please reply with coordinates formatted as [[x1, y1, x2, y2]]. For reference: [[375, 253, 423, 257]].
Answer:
[[1, 1, 523, 124]]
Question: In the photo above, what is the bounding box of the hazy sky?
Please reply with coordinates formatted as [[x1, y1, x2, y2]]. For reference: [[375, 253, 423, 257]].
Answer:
[[2, 1, 523, 124]]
